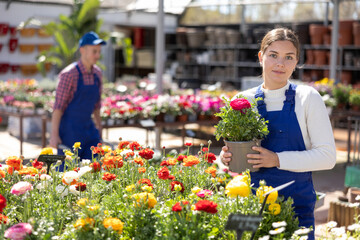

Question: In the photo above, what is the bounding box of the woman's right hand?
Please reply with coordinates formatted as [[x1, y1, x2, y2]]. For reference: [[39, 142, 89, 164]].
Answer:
[[220, 146, 232, 166]]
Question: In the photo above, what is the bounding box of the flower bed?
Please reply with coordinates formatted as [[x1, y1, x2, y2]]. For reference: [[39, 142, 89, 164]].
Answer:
[[0, 140, 313, 239]]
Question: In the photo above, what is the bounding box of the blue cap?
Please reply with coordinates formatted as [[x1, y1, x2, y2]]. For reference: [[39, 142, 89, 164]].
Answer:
[[79, 31, 106, 47]]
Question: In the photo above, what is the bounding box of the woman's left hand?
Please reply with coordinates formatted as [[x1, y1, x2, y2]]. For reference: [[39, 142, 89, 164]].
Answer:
[[247, 146, 280, 168]]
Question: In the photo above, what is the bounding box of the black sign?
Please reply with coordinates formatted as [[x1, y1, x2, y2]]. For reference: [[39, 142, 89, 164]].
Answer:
[[38, 154, 66, 173], [226, 213, 262, 232]]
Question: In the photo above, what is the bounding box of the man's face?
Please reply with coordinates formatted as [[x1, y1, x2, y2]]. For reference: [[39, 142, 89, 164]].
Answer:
[[80, 45, 102, 66]]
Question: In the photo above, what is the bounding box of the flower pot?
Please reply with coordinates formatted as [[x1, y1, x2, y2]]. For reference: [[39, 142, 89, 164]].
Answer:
[[309, 24, 328, 45], [224, 139, 261, 173], [176, 114, 188, 122], [164, 114, 175, 123], [353, 22, 360, 46]]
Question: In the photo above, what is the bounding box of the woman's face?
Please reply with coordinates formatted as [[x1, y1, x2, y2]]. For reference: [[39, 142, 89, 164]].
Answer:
[[258, 40, 298, 90]]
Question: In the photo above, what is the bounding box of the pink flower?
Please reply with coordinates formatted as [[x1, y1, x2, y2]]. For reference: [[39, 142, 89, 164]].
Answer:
[[230, 98, 251, 113], [10, 181, 33, 196], [4, 223, 32, 240], [196, 189, 213, 198]]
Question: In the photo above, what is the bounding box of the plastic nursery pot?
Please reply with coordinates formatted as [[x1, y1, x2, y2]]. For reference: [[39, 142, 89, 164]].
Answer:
[[224, 139, 261, 173], [0, 22, 9, 36]]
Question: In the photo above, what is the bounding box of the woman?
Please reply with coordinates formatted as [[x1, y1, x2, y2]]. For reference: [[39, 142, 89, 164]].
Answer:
[[220, 28, 336, 239]]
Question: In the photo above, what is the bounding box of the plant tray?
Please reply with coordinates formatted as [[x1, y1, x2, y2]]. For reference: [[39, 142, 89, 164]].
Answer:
[[345, 165, 360, 188]]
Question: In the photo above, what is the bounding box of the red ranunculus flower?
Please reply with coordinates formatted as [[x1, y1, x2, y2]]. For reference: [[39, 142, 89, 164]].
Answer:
[[118, 141, 130, 149], [204, 152, 217, 164], [202, 147, 208, 152], [138, 178, 153, 189], [102, 172, 117, 181], [177, 155, 187, 162], [185, 142, 192, 147], [73, 167, 80, 172], [92, 146, 104, 155], [0, 194, 6, 213], [172, 200, 189, 212], [90, 162, 101, 172], [230, 98, 251, 113], [31, 159, 44, 169], [157, 167, 170, 180], [194, 200, 218, 214], [125, 152, 135, 160], [170, 181, 185, 193], [160, 160, 170, 166], [75, 182, 87, 191], [128, 142, 141, 151], [138, 148, 154, 160]]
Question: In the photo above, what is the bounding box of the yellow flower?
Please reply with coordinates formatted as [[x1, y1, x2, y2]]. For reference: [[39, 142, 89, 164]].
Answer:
[[18, 167, 38, 175], [268, 203, 281, 215], [125, 184, 135, 192], [40, 147, 53, 155], [77, 198, 88, 207], [73, 142, 81, 149], [191, 186, 202, 194], [131, 192, 157, 209], [88, 205, 99, 212], [102, 145, 112, 153], [191, 205, 196, 211], [141, 185, 152, 192], [167, 158, 178, 165], [74, 218, 85, 229], [256, 186, 278, 204], [225, 179, 250, 198], [103, 217, 124, 234], [64, 150, 73, 157], [174, 184, 182, 192]]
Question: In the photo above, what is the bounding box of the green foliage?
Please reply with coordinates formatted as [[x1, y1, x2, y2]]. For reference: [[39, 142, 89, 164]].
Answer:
[[332, 83, 352, 106], [214, 95, 269, 142], [349, 90, 360, 107]]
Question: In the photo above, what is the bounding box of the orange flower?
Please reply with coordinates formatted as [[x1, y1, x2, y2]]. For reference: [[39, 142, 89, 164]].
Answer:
[[182, 155, 200, 167], [6, 156, 23, 171], [137, 178, 153, 189], [138, 167, 146, 173], [118, 141, 130, 149], [205, 166, 217, 177], [0, 170, 5, 179], [0, 214, 8, 224], [103, 217, 124, 234], [102, 172, 117, 181], [134, 157, 144, 166], [74, 217, 94, 230], [18, 167, 38, 176], [167, 158, 178, 165], [90, 161, 101, 172], [75, 182, 87, 191], [102, 155, 123, 170]]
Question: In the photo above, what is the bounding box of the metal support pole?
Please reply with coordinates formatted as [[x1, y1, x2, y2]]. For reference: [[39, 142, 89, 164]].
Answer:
[[330, 0, 339, 82], [155, 0, 164, 94]]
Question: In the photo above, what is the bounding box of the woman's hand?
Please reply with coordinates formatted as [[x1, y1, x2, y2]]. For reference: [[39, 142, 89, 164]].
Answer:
[[247, 146, 280, 168], [220, 146, 232, 166]]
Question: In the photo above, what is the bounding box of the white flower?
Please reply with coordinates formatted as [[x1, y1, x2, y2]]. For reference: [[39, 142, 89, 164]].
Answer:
[[326, 221, 338, 228], [81, 159, 91, 167], [55, 185, 69, 197], [258, 236, 270, 240], [355, 195, 360, 201], [269, 227, 285, 235], [349, 202, 360, 208], [272, 221, 287, 228], [69, 185, 79, 195], [299, 236, 308, 240], [62, 171, 79, 185], [78, 166, 92, 177], [294, 228, 311, 236], [347, 223, 360, 231], [23, 175, 36, 181], [120, 149, 133, 157], [40, 174, 52, 181], [36, 181, 51, 190], [330, 226, 346, 237]]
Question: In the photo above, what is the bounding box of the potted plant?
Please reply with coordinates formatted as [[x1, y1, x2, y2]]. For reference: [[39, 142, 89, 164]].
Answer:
[[214, 95, 269, 173], [349, 89, 360, 111], [332, 83, 352, 109]]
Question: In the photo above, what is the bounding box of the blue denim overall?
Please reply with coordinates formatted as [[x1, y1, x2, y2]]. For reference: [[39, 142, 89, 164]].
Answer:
[[251, 83, 316, 240], [57, 64, 101, 171]]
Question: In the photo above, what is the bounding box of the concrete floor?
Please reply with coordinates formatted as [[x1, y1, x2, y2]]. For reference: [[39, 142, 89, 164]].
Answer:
[[0, 125, 355, 238]]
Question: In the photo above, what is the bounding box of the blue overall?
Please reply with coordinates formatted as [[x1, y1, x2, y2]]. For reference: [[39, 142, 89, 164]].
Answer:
[[57, 64, 101, 171], [251, 83, 316, 240]]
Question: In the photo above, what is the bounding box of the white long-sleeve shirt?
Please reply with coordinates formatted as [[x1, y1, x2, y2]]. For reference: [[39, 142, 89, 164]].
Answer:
[[236, 80, 337, 172]]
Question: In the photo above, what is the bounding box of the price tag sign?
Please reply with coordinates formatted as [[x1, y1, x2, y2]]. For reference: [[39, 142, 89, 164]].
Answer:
[[140, 119, 156, 128], [38, 154, 66, 172], [225, 214, 262, 240]]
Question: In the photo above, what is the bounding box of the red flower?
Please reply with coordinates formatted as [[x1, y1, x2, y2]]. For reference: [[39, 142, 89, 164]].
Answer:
[[169, 175, 175, 180], [160, 160, 170, 166], [138, 178, 153, 189], [0, 214, 8, 224], [118, 141, 130, 149], [128, 142, 141, 151], [138, 148, 154, 160], [0, 194, 6, 213], [177, 155, 187, 162], [157, 167, 170, 180], [73, 167, 80, 172], [204, 153, 217, 164], [75, 182, 87, 191], [202, 147, 209, 152], [102, 172, 117, 181], [90, 162, 101, 172], [172, 201, 189, 212], [170, 181, 185, 193], [125, 151, 135, 159], [31, 159, 44, 169], [92, 146, 104, 155], [185, 142, 192, 147], [230, 98, 251, 113], [194, 200, 218, 214]]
